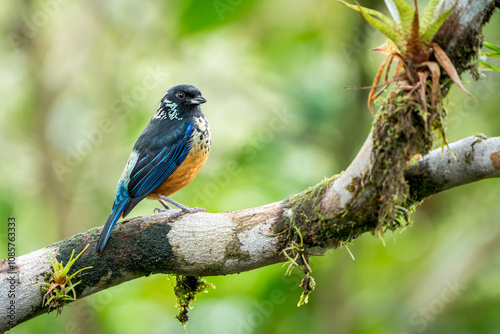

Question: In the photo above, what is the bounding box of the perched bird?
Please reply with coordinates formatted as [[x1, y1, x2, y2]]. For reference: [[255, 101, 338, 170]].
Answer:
[[96, 84, 211, 254]]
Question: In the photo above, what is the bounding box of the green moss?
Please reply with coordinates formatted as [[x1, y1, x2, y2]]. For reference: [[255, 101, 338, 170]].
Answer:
[[274, 176, 342, 306], [275, 176, 338, 248], [464, 151, 472, 164], [365, 81, 442, 237], [297, 273, 316, 307], [407, 175, 442, 203], [345, 176, 360, 193], [199, 262, 225, 276], [225, 236, 251, 262], [172, 275, 214, 327]]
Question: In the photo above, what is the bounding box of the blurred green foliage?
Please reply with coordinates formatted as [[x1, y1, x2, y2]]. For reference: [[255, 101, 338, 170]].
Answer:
[[1, 1, 500, 333]]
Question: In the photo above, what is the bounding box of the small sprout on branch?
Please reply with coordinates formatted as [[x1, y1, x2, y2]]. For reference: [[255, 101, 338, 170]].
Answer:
[[280, 225, 317, 306], [281, 226, 306, 275], [36, 244, 92, 316], [340, 241, 356, 261]]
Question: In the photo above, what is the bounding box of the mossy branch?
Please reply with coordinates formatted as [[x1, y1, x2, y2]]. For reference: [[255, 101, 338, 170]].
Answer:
[[2, 134, 499, 332]]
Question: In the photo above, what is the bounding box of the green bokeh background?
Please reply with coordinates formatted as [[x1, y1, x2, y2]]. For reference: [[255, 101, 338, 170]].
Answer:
[[1, 1, 500, 333]]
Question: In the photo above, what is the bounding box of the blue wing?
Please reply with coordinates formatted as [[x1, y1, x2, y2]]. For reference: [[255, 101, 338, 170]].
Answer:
[[127, 122, 194, 201], [96, 121, 194, 253]]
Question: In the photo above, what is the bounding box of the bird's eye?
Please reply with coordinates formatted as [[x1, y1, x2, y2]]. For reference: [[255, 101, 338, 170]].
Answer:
[[176, 92, 185, 99]]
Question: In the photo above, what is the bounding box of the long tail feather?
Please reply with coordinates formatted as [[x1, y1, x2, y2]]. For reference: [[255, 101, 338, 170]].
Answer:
[[96, 200, 128, 254]]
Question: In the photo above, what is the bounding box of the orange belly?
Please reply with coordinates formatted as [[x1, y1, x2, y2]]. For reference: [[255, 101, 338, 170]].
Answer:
[[147, 147, 210, 199]]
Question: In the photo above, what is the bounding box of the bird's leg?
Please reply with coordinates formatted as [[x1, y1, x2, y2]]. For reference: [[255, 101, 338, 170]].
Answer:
[[157, 195, 207, 217], [154, 197, 173, 213]]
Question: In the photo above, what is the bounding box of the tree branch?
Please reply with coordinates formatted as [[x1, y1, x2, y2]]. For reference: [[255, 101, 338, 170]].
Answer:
[[407, 135, 500, 200], [1, 0, 498, 332], [2, 135, 499, 331]]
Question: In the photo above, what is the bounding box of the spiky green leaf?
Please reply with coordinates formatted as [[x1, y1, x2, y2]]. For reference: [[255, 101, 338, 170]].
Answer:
[[479, 60, 500, 72], [59, 244, 90, 278], [339, 1, 396, 28], [483, 41, 500, 60], [391, 0, 415, 37], [483, 52, 500, 58], [67, 266, 93, 281], [357, 7, 406, 53], [484, 41, 500, 53], [419, 0, 442, 35], [339, 1, 407, 53], [420, 4, 455, 44]]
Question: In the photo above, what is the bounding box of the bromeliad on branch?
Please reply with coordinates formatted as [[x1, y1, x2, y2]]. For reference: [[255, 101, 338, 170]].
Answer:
[[334, 0, 481, 245], [340, 0, 477, 117]]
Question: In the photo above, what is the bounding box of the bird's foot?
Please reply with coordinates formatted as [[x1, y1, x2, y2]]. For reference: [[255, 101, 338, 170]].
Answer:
[[170, 206, 207, 218], [154, 207, 169, 213], [154, 198, 173, 213], [157, 195, 207, 218]]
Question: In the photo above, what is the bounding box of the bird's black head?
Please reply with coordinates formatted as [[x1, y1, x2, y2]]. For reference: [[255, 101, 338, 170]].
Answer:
[[153, 84, 206, 121]]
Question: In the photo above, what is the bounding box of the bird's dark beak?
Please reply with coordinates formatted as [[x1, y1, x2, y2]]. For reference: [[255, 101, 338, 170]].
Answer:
[[189, 96, 207, 105]]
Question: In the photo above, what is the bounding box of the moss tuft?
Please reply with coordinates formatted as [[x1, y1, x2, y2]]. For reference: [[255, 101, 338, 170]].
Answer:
[[172, 275, 214, 327]]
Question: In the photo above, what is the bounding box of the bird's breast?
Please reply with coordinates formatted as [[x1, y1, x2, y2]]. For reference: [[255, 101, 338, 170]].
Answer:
[[148, 116, 211, 198]]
